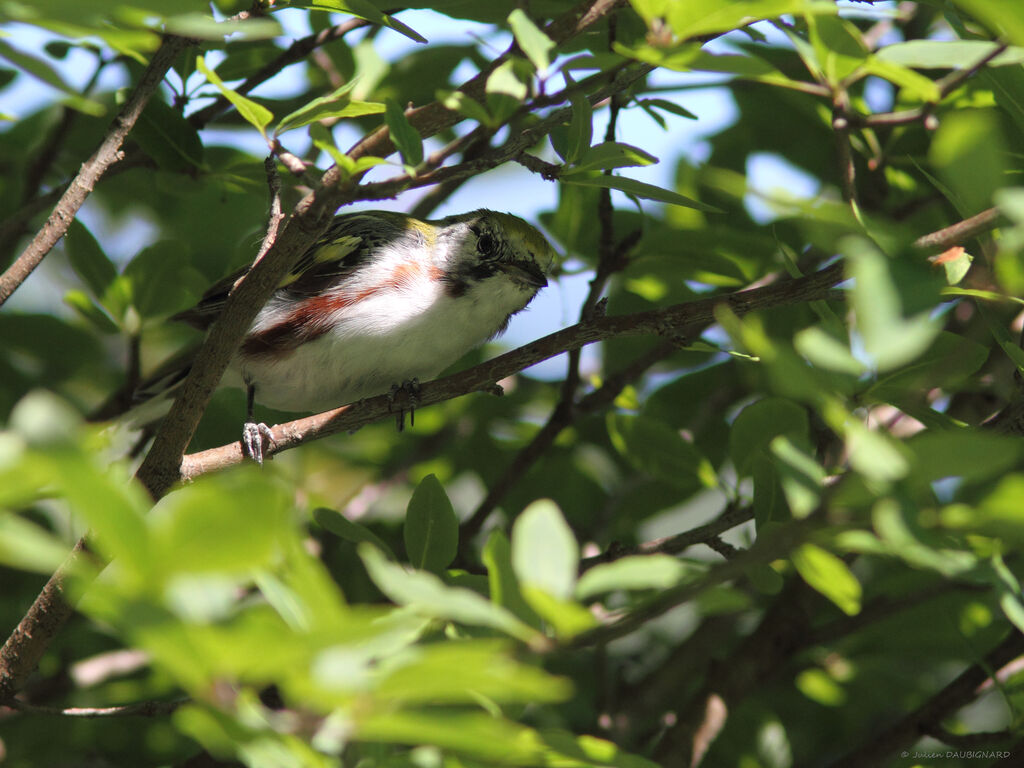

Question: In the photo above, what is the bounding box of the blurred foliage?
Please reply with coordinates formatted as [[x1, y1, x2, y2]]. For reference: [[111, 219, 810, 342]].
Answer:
[[3, 1, 1024, 767]]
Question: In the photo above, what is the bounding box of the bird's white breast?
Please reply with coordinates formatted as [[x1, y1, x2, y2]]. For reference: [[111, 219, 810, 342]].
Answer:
[[229, 260, 532, 413]]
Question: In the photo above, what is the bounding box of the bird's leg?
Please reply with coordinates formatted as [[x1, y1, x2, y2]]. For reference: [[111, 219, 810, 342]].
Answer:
[[242, 381, 276, 464], [387, 378, 421, 432]]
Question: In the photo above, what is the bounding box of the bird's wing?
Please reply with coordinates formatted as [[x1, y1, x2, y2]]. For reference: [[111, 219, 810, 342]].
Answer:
[[171, 212, 406, 329]]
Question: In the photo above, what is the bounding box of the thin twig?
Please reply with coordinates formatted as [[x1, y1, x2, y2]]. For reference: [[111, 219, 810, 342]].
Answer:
[[582, 504, 756, 569], [256, 156, 285, 264], [187, 17, 371, 129], [4, 696, 186, 718], [846, 41, 1009, 129], [923, 726, 1015, 749], [912, 206, 1003, 252], [21, 55, 108, 206], [0, 35, 192, 307], [568, 514, 825, 650], [458, 342, 676, 554]]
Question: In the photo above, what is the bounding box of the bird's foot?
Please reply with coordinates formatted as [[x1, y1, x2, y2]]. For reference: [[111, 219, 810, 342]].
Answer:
[[387, 378, 421, 432], [242, 420, 276, 465]]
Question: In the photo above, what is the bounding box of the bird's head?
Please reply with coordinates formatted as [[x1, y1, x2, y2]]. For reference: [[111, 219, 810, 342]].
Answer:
[[436, 209, 552, 299]]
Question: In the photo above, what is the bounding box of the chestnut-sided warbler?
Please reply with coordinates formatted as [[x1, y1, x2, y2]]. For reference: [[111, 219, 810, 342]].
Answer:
[[168, 208, 553, 462]]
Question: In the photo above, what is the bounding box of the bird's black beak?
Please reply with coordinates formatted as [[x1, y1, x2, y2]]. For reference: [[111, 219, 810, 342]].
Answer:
[[498, 259, 548, 289]]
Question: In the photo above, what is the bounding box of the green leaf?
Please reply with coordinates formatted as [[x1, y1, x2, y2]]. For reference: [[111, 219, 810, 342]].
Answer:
[[771, 436, 825, 519], [162, 13, 281, 41], [875, 500, 978, 576], [309, 123, 389, 179], [875, 40, 1024, 69], [564, 141, 658, 175], [357, 710, 543, 762], [608, 412, 718, 489], [938, 248, 973, 285], [511, 500, 578, 601], [866, 331, 989, 402], [796, 668, 846, 706], [0, 38, 104, 115], [313, 506, 396, 559], [791, 543, 861, 616], [909, 430, 1019, 483], [149, 469, 292, 576], [942, 475, 1024, 547], [437, 88, 493, 126], [124, 241, 206, 320], [404, 474, 458, 573], [662, 0, 835, 40], [539, 731, 661, 768], [287, 0, 427, 43], [508, 9, 555, 75], [50, 455, 152, 576], [375, 639, 571, 705], [486, 58, 529, 122], [794, 326, 867, 376], [64, 220, 117, 302], [520, 586, 598, 639], [831, 406, 910, 482], [483, 530, 541, 628], [844, 236, 942, 371], [576, 555, 703, 600], [131, 97, 205, 171], [564, 92, 593, 164], [64, 290, 119, 334], [929, 109, 1007, 215], [977, 301, 1024, 374], [385, 98, 423, 166], [730, 398, 810, 477], [0, 513, 71, 573], [863, 58, 941, 102], [951, 0, 1024, 47], [275, 81, 384, 135], [636, 97, 698, 121], [561, 174, 721, 212], [359, 544, 539, 643], [696, 585, 752, 615], [196, 54, 273, 138], [806, 13, 867, 84]]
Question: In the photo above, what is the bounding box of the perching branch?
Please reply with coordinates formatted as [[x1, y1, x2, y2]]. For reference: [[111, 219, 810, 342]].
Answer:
[[0, 35, 191, 307], [177, 262, 846, 480]]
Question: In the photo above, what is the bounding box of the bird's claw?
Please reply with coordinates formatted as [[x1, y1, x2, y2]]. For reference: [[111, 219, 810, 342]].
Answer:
[[242, 420, 276, 465], [387, 378, 421, 432]]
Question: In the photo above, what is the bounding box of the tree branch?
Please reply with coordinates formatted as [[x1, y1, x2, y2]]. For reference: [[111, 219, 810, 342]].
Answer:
[[913, 206, 1003, 252], [0, 35, 191, 306], [179, 263, 846, 480], [824, 630, 1024, 768], [3, 697, 186, 718], [187, 17, 371, 129]]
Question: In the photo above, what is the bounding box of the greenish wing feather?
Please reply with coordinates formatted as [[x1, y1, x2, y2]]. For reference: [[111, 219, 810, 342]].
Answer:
[[170, 212, 406, 329]]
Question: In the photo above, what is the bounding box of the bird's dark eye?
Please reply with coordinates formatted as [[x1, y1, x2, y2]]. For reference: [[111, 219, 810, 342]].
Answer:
[[477, 233, 497, 258]]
